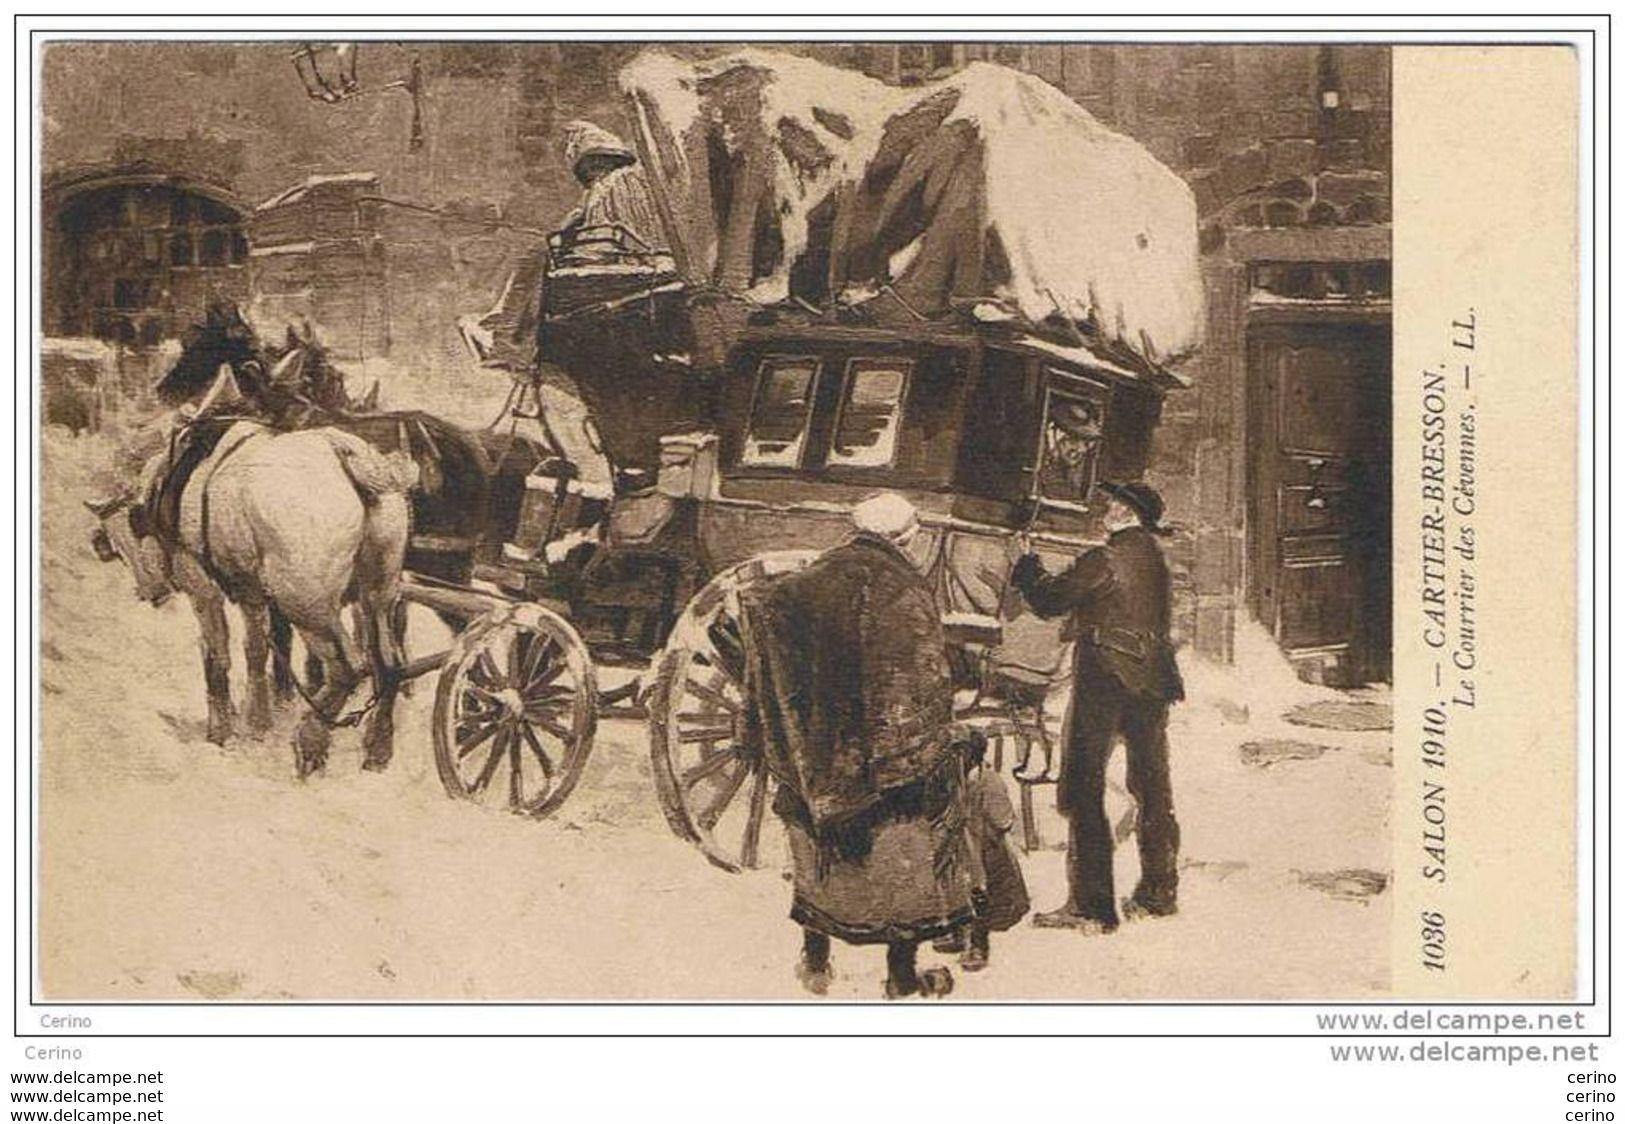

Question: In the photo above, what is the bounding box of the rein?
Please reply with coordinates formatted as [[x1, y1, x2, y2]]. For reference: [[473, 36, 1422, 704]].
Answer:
[[265, 611, 381, 731], [175, 412, 381, 733], [193, 424, 265, 579]]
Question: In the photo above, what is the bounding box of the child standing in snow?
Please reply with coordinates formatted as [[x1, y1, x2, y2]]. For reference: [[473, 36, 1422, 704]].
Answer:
[[950, 732, 1031, 971]]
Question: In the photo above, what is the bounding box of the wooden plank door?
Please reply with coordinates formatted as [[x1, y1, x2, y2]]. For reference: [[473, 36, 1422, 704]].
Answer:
[[1247, 320, 1391, 685]]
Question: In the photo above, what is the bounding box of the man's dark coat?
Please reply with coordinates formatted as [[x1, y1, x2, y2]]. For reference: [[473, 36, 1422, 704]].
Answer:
[[1013, 526, 1184, 710], [1011, 526, 1185, 920]]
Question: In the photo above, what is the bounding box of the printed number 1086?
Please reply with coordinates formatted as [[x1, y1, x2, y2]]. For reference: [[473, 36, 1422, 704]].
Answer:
[[1421, 911, 1447, 972]]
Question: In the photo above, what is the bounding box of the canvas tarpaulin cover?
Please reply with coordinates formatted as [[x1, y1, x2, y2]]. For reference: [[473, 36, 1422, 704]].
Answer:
[[621, 49, 1204, 366]]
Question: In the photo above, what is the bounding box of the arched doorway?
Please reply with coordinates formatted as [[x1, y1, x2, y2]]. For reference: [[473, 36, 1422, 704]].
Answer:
[[44, 166, 250, 344]]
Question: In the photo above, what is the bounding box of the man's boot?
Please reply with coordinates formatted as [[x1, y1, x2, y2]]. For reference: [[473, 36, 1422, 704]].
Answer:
[[960, 925, 991, 972], [1032, 908, 1119, 934], [1122, 889, 1178, 921], [795, 929, 832, 996], [883, 941, 952, 999]]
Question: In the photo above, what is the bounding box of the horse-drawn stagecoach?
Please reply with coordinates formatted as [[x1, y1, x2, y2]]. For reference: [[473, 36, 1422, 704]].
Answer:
[[371, 51, 1204, 871], [105, 51, 1203, 873]]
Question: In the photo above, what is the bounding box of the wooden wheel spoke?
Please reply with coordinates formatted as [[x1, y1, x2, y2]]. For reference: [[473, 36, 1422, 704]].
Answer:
[[507, 633, 531, 684], [455, 719, 503, 763], [507, 734, 524, 810], [522, 700, 566, 727], [463, 683, 506, 708], [678, 721, 737, 744], [507, 633, 526, 685], [683, 677, 740, 714], [457, 707, 500, 739], [681, 745, 742, 790], [518, 634, 558, 690], [740, 768, 770, 868], [523, 684, 576, 710], [521, 724, 556, 781], [695, 760, 751, 831], [527, 657, 569, 693], [469, 728, 510, 795], [470, 648, 505, 690], [530, 714, 576, 745], [705, 619, 746, 681]]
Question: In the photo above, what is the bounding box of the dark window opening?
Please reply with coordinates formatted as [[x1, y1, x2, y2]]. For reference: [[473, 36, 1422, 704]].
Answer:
[[743, 357, 820, 468], [1036, 378, 1109, 509], [897, 44, 930, 85], [197, 197, 236, 225], [829, 359, 909, 468], [1251, 260, 1392, 302], [199, 229, 229, 267], [112, 278, 149, 310]]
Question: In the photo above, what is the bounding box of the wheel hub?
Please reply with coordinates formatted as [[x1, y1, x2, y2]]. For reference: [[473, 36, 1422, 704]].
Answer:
[[497, 687, 526, 719]]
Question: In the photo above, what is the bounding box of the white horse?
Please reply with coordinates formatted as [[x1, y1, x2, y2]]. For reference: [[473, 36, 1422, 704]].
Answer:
[[93, 419, 415, 777]]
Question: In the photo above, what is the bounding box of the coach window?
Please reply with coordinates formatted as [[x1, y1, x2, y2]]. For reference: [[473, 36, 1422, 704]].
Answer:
[[827, 358, 909, 468], [742, 356, 820, 468], [1036, 379, 1109, 510]]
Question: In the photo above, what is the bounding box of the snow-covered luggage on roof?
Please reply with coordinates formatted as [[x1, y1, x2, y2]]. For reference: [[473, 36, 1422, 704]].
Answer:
[[621, 49, 1203, 371]]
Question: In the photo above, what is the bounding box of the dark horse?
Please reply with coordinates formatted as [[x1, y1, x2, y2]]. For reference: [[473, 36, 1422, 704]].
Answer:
[[155, 301, 364, 421]]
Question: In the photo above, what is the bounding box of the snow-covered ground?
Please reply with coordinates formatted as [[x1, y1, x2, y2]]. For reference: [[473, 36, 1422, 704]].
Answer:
[[37, 422, 1391, 1001]]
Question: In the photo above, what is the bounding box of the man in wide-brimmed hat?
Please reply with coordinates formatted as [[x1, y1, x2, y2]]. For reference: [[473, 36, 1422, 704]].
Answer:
[[460, 120, 667, 371], [1011, 479, 1185, 933], [1038, 397, 1104, 504], [557, 120, 664, 254]]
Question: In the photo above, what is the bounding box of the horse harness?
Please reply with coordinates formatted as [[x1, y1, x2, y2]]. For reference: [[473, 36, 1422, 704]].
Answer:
[[147, 419, 265, 599], [150, 418, 383, 732]]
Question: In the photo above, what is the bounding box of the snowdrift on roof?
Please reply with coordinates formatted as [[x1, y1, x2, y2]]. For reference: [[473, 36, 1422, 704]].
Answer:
[[621, 49, 1203, 364]]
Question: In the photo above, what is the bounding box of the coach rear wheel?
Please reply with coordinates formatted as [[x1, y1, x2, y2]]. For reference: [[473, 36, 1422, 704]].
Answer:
[[648, 551, 818, 873]]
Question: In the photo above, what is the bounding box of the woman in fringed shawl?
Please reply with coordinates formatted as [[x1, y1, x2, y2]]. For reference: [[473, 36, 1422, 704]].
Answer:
[[740, 494, 977, 999]]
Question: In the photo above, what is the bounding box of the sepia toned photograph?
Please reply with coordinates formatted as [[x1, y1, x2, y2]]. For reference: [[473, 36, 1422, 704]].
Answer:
[[38, 37, 1421, 1003]]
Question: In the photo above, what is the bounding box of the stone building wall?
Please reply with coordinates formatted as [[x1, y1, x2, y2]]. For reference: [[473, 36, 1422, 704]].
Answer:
[[1018, 44, 1393, 663], [41, 42, 636, 365], [42, 41, 1391, 666]]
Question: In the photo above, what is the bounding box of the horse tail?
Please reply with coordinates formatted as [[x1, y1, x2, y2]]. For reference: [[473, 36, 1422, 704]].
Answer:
[[323, 430, 419, 506]]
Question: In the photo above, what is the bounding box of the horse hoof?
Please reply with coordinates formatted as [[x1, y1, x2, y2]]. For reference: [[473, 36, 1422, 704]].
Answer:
[[293, 742, 327, 780], [361, 755, 391, 774]]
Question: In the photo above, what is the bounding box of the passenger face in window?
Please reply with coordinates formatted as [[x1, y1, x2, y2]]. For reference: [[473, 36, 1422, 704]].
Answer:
[[1041, 398, 1103, 501]]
